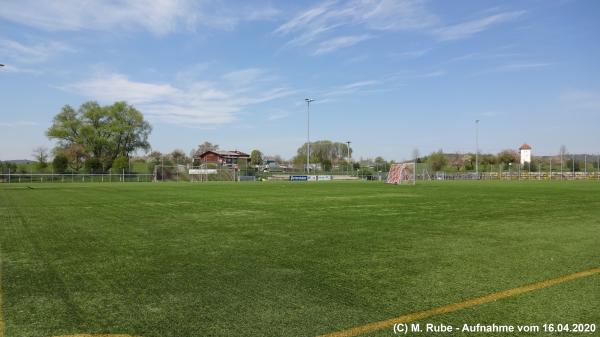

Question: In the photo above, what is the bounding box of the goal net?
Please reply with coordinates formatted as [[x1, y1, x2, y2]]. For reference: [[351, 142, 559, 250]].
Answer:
[[386, 163, 416, 184]]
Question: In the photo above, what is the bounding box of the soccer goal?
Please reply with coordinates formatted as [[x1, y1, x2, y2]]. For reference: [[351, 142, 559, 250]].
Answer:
[[386, 163, 416, 185]]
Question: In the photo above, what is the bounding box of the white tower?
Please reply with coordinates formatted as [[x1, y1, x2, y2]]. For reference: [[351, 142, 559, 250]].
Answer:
[[520, 143, 532, 164]]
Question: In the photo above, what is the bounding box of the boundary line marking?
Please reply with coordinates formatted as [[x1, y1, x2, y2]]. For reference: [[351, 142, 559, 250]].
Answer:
[[318, 268, 600, 337]]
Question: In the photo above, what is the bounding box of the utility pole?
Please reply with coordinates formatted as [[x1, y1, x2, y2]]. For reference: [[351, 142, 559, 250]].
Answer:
[[305, 98, 314, 174]]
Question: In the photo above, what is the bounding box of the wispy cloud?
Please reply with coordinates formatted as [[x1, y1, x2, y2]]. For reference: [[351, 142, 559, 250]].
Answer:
[[495, 62, 552, 71], [434, 10, 526, 41], [473, 62, 551, 75], [62, 70, 295, 125], [275, 0, 437, 54], [267, 111, 291, 121], [0, 121, 39, 128], [313, 34, 373, 55], [319, 80, 383, 100], [0, 38, 74, 64], [388, 48, 432, 59], [0, 1, 280, 35]]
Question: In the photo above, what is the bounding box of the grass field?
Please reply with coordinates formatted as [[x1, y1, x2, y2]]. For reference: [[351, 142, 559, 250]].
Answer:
[[0, 181, 599, 337]]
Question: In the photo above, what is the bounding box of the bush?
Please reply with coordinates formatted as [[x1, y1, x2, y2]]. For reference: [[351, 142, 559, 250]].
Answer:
[[52, 155, 69, 173], [84, 158, 103, 173], [321, 159, 332, 172], [112, 156, 129, 173]]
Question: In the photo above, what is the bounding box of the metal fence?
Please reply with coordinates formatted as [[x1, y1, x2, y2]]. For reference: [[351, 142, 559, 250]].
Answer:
[[424, 171, 600, 181], [2, 170, 599, 184], [0, 173, 154, 183]]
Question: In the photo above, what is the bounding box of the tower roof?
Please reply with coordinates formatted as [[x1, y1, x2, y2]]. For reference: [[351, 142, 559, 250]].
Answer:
[[519, 143, 532, 150]]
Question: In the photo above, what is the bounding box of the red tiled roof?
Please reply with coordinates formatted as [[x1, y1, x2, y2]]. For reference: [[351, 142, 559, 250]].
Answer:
[[519, 143, 531, 150]]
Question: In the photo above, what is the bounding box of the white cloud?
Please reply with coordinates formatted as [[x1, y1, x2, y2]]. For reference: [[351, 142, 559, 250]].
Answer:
[[320, 80, 382, 98], [473, 62, 551, 75], [267, 111, 291, 121], [0, 38, 74, 64], [389, 48, 432, 59], [0, 0, 280, 35], [496, 62, 552, 71], [313, 34, 373, 55], [434, 10, 526, 41], [0, 121, 39, 128], [275, 0, 437, 54], [62, 70, 294, 125]]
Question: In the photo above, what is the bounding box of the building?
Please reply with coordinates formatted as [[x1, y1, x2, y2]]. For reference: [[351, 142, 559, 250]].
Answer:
[[194, 150, 250, 167], [519, 143, 532, 164]]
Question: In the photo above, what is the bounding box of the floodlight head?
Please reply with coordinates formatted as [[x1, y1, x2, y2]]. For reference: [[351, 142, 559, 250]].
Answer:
[[305, 98, 314, 103]]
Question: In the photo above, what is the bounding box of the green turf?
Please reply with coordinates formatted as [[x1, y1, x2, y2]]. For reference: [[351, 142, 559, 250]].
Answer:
[[0, 181, 598, 337]]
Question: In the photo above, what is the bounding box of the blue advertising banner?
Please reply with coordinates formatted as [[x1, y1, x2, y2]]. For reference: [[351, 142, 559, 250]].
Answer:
[[289, 175, 308, 181]]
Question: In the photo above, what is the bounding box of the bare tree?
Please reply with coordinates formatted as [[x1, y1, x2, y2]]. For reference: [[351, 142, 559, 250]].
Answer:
[[170, 149, 188, 164], [190, 142, 219, 165], [32, 146, 49, 170]]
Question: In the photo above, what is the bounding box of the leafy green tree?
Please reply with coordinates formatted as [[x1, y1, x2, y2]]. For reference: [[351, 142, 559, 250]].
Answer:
[[294, 140, 352, 165], [0, 161, 17, 173], [112, 156, 129, 173], [566, 157, 580, 171], [374, 156, 390, 172], [427, 150, 447, 171], [52, 154, 69, 173], [47, 101, 151, 170], [250, 149, 263, 166], [322, 159, 332, 171], [84, 157, 103, 173], [497, 149, 519, 164]]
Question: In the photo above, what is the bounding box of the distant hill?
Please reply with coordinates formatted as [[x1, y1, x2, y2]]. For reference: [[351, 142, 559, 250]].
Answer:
[[2, 159, 35, 164]]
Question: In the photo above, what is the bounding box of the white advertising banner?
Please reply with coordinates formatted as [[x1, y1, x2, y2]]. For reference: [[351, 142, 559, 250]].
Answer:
[[189, 169, 218, 175]]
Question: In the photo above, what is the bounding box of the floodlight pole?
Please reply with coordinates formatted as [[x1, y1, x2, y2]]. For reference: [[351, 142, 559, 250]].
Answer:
[[305, 98, 314, 174], [346, 141, 351, 175], [475, 119, 479, 177]]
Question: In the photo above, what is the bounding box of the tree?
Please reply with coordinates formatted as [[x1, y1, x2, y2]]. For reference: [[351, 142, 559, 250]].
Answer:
[[566, 156, 580, 171], [193, 142, 219, 156], [559, 145, 567, 172], [47, 101, 151, 170], [250, 150, 263, 166], [497, 149, 519, 165], [294, 140, 352, 164], [0, 161, 17, 173], [32, 147, 49, 170], [170, 149, 188, 164], [427, 150, 447, 171], [449, 153, 467, 171], [374, 156, 390, 172], [60, 144, 86, 172], [84, 157, 102, 173], [322, 159, 332, 171], [112, 156, 129, 173], [52, 154, 69, 173]]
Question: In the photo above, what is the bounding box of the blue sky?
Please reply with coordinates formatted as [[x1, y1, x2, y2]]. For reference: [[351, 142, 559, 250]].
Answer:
[[1, 0, 599, 161]]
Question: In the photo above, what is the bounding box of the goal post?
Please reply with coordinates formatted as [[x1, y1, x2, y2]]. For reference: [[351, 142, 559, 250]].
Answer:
[[386, 163, 416, 185]]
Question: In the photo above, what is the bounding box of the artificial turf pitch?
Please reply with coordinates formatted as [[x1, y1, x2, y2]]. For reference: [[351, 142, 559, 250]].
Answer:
[[0, 181, 598, 337]]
